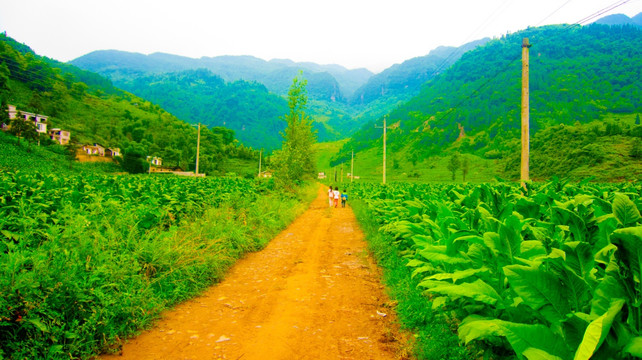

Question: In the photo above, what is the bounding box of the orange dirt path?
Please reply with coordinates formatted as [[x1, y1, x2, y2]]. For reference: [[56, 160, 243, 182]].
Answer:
[[100, 185, 407, 360]]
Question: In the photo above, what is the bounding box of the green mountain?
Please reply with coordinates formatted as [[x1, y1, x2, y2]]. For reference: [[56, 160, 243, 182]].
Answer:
[[70, 51, 376, 146], [70, 51, 372, 100], [350, 38, 489, 106], [0, 33, 259, 177], [118, 69, 288, 151], [594, 13, 642, 27], [344, 39, 489, 133], [332, 23, 642, 181]]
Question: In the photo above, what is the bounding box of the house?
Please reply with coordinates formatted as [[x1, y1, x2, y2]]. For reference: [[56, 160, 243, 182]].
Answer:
[[105, 148, 121, 157], [49, 128, 70, 145], [259, 171, 273, 178], [82, 144, 105, 156], [318, 172, 326, 179], [6, 104, 48, 133], [146, 156, 162, 166]]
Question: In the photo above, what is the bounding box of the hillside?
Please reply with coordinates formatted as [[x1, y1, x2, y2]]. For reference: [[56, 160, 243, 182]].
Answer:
[[0, 33, 260, 177], [70, 51, 372, 100], [332, 23, 642, 181], [117, 69, 288, 151], [594, 12, 642, 27], [350, 38, 489, 106]]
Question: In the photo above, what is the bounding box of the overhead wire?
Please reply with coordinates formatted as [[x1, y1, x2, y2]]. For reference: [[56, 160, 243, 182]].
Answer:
[[418, 0, 516, 86], [423, 0, 635, 127]]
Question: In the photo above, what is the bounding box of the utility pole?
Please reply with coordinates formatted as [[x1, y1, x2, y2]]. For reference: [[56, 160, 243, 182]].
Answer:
[[351, 150, 354, 183], [375, 115, 393, 184], [195, 123, 201, 175], [521, 38, 531, 188], [258, 149, 262, 177], [341, 163, 344, 183]]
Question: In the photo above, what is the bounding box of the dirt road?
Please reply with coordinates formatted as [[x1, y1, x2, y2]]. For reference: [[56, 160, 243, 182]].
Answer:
[[101, 185, 407, 360]]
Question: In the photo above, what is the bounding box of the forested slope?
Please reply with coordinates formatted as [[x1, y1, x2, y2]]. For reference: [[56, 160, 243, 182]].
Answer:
[[333, 24, 642, 180], [0, 34, 259, 176]]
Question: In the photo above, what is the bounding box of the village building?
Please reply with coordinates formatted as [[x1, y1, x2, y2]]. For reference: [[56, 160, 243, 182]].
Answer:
[[105, 148, 121, 157], [6, 104, 48, 133], [82, 143, 105, 156], [49, 128, 71, 145], [146, 156, 163, 167]]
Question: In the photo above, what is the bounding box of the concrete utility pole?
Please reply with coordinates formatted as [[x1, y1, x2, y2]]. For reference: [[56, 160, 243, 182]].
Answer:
[[351, 150, 354, 183], [195, 123, 201, 175], [341, 163, 344, 183], [521, 38, 531, 188], [375, 115, 393, 184]]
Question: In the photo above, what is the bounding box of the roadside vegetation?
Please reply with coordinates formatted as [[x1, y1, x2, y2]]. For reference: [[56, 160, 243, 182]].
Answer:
[[349, 180, 641, 359]]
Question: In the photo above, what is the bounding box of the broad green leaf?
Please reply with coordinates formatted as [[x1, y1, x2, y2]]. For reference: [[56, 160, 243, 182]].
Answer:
[[623, 337, 642, 357], [458, 315, 506, 344], [613, 194, 641, 226], [504, 264, 571, 324], [522, 348, 564, 360], [416, 246, 471, 266], [574, 298, 625, 360], [545, 257, 591, 312], [590, 275, 626, 317], [427, 267, 489, 283], [484, 231, 513, 265], [563, 242, 594, 281], [419, 278, 502, 307], [502, 322, 573, 360], [519, 240, 547, 260], [459, 316, 572, 359], [611, 227, 642, 283], [431, 296, 448, 310]]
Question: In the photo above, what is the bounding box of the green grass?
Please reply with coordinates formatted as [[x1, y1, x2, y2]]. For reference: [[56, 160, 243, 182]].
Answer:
[[314, 139, 348, 176], [316, 138, 502, 184], [0, 134, 318, 359], [351, 199, 474, 360], [0, 131, 122, 175]]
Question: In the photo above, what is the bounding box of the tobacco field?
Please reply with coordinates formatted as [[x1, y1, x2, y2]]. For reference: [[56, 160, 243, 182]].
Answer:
[[352, 179, 642, 359], [0, 170, 308, 359]]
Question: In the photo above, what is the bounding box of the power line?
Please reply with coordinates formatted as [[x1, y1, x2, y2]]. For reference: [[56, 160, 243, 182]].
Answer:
[[424, 0, 635, 128]]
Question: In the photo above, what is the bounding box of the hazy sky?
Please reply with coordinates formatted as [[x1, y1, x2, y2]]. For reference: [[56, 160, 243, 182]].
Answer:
[[0, 0, 640, 73]]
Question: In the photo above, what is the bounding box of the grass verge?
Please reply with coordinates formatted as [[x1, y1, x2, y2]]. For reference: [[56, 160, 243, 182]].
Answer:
[[351, 199, 473, 360], [0, 182, 315, 359]]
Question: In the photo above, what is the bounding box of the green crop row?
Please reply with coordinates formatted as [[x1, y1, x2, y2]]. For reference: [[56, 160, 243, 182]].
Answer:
[[351, 179, 642, 359], [0, 170, 311, 359]]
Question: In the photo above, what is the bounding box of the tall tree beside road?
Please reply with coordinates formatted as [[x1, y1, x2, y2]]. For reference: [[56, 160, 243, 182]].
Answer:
[[273, 72, 317, 186]]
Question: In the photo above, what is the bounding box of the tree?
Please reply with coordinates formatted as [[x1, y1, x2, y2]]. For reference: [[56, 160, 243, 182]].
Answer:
[[447, 152, 461, 181], [462, 154, 469, 181], [273, 72, 317, 186], [121, 147, 149, 174], [64, 143, 79, 169], [8, 112, 38, 145], [631, 138, 642, 159], [636, 114, 640, 126]]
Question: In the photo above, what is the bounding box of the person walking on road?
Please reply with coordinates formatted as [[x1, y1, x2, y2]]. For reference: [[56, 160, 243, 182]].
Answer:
[[333, 187, 341, 208], [328, 186, 334, 207], [341, 189, 348, 208]]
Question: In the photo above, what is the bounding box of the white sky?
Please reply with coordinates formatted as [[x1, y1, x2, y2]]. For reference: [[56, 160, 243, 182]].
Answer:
[[0, 0, 640, 73]]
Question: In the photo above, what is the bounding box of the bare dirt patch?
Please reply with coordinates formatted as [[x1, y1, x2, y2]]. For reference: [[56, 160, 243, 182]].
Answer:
[[100, 185, 408, 360]]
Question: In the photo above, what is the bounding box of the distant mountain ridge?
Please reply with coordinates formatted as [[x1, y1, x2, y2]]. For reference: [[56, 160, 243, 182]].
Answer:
[[332, 23, 642, 180], [350, 38, 490, 106], [593, 12, 642, 27], [70, 51, 372, 101]]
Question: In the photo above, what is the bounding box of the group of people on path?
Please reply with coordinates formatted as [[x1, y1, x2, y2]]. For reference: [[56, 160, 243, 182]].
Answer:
[[328, 186, 348, 208]]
